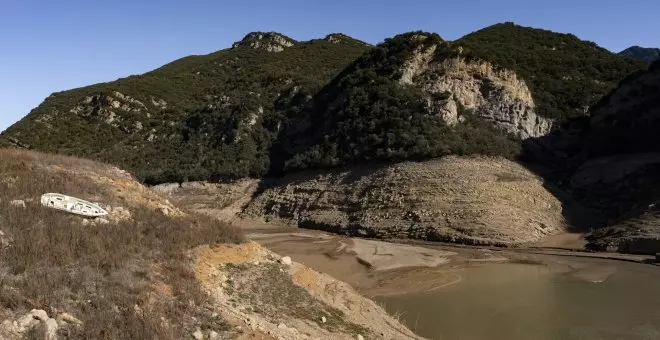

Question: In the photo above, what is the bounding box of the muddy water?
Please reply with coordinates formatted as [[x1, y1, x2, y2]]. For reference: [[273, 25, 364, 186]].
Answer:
[[376, 262, 660, 340]]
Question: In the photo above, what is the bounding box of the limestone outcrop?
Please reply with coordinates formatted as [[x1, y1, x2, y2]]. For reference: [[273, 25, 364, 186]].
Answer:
[[242, 156, 565, 246], [232, 32, 296, 52], [399, 47, 552, 138]]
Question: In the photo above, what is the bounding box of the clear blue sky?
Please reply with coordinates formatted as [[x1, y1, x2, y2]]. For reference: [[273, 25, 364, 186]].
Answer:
[[1, 0, 658, 132]]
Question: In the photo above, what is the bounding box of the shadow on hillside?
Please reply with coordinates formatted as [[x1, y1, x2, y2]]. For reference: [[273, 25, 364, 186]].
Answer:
[[520, 133, 606, 233], [539, 175, 606, 233]]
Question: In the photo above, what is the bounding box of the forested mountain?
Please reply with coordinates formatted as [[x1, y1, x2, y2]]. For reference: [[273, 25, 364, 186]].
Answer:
[[1, 23, 645, 183], [276, 24, 645, 171], [276, 32, 523, 172], [619, 46, 660, 62], [458, 23, 645, 120], [1, 33, 370, 183]]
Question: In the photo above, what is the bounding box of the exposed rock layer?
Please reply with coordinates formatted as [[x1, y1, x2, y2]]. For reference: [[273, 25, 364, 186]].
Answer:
[[399, 47, 553, 138], [232, 32, 297, 52], [242, 157, 566, 246]]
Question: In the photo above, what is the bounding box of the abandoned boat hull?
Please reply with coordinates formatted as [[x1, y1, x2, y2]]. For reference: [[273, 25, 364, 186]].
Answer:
[[40, 193, 108, 217]]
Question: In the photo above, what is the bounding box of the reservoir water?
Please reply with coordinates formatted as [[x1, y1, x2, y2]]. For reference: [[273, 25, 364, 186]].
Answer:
[[376, 262, 660, 340]]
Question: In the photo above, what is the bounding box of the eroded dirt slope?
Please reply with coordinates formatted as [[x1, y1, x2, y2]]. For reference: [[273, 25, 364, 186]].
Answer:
[[0, 148, 419, 339], [194, 242, 422, 339], [242, 156, 566, 246]]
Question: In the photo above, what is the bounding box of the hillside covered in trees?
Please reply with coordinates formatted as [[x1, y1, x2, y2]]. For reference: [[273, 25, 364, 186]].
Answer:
[[458, 23, 646, 120], [276, 32, 523, 172], [276, 24, 646, 172], [1, 24, 646, 183], [619, 46, 660, 62], [1, 33, 370, 183]]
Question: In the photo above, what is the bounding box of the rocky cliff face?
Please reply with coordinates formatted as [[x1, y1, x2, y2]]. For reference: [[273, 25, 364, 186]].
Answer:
[[68, 91, 162, 135], [242, 156, 565, 246], [399, 45, 552, 138], [232, 32, 297, 52]]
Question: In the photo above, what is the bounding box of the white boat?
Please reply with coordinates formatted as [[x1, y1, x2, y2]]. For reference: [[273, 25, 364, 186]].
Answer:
[[40, 193, 108, 217]]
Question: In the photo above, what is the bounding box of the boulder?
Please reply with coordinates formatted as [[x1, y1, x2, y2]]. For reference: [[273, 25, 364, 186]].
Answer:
[[44, 318, 58, 340], [30, 309, 49, 322], [159, 205, 173, 216], [16, 314, 38, 329]]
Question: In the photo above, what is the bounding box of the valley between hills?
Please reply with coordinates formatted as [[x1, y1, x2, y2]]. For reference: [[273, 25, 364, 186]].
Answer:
[[2, 22, 660, 339]]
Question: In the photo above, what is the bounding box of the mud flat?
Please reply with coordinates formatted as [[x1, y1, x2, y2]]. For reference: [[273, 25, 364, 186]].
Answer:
[[377, 260, 660, 340], [247, 227, 660, 340]]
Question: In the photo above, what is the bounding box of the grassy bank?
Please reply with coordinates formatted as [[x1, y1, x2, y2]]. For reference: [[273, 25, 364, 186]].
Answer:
[[0, 148, 243, 339]]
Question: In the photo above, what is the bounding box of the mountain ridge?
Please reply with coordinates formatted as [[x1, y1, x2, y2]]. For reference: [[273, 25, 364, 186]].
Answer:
[[618, 46, 660, 62], [1, 23, 645, 184], [1, 32, 371, 183]]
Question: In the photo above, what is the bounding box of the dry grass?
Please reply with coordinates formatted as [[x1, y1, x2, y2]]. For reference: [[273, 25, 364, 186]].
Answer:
[[0, 148, 244, 339]]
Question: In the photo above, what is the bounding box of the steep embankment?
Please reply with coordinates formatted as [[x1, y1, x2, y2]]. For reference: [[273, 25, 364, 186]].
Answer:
[[242, 157, 565, 246], [0, 148, 418, 339], [194, 242, 422, 340], [0, 148, 241, 339]]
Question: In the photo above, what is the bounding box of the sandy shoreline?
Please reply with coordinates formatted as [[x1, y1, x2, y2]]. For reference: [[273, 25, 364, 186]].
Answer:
[[240, 221, 657, 298]]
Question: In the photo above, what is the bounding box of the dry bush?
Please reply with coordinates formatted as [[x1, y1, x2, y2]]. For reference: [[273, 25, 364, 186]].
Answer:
[[0, 148, 243, 339]]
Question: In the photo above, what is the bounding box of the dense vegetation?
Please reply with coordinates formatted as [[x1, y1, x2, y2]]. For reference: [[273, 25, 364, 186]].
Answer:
[[1, 25, 646, 183], [458, 22, 647, 120], [276, 32, 521, 172], [581, 60, 660, 157], [1, 33, 369, 183], [619, 46, 660, 62], [522, 60, 660, 224]]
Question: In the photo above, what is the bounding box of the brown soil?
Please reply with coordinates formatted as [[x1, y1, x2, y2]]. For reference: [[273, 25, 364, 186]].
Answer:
[[193, 241, 422, 339]]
